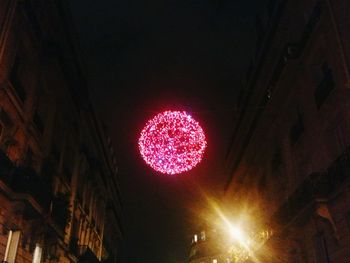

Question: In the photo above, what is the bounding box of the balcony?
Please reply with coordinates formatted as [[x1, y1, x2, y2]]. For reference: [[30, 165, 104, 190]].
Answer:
[[273, 176, 315, 226], [0, 150, 52, 211], [51, 193, 70, 230], [78, 246, 99, 263], [70, 236, 79, 256], [70, 242, 99, 261], [11, 166, 52, 209], [0, 149, 14, 185], [273, 148, 350, 227]]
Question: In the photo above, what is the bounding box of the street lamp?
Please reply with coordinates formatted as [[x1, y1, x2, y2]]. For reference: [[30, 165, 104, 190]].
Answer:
[[197, 194, 272, 262], [228, 225, 246, 244], [214, 215, 272, 263]]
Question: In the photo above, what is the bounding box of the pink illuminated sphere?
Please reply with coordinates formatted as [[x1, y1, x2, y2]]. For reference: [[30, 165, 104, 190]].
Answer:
[[138, 110, 207, 175]]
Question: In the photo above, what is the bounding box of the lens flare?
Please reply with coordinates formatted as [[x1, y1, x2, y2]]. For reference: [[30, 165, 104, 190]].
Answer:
[[229, 225, 246, 243], [138, 110, 207, 175]]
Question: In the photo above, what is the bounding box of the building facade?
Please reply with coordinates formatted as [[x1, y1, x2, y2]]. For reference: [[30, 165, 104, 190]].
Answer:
[[225, 0, 350, 262], [188, 228, 227, 263], [0, 0, 122, 262]]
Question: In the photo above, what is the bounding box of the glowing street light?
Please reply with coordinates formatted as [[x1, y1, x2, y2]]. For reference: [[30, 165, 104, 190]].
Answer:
[[193, 190, 273, 262], [225, 223, 272, 263], [228, 225, 246, 244], [213, 210, 271, 262]]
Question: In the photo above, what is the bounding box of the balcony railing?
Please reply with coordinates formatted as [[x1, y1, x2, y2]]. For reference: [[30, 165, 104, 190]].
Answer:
[[11, 166, 52, 209], [51, 193, 70, 230], [70, 237, 79, 256], [0, 150, 52, 210], [0, 150, 14, 184], [273, 148, 350, 226], [78, 245, 99, 263], [273, 175, 315, 226]]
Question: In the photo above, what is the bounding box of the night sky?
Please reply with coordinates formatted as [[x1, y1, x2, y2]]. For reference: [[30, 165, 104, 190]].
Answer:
[[69, 0, 267, 262]]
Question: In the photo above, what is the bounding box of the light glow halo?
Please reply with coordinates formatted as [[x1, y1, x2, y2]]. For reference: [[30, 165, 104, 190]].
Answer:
[[138, 110, 207, 175]]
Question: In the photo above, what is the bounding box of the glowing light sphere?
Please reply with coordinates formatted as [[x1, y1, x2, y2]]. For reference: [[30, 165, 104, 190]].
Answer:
[[138, 110, 207, 175]]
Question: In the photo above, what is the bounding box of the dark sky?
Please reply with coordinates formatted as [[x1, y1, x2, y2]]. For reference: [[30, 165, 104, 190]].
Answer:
[[69, 0, 267, 262]]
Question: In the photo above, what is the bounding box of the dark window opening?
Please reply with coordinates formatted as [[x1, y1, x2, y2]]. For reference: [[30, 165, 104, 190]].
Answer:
[[313, 232, 330, 263], [51, 144, 60, 162], [23, 0, 42, 38], [51, 118, 64, 162], [24, 147, 34, 168], [33, 86, 48, 135], [62, 135, 76, 183], [290, 111, 304, 145], [345, 211, 350, 231], [0, 123, 3, 140], [0, 108, 13, 127], [33, 110, 44, 134], [63, 164, 72, 182], [272, 147, 282, 171], [9, 55, 27, 102], [314, 62, 335, 108]]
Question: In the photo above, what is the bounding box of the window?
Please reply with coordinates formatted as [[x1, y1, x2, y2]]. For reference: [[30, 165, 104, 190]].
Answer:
[[271, 147, 282, 171], [314, 62, 335, 109], [62, 134, 76, 182], [345, 211, 350, 231], [83, 182, 91, 214], [194, 234, 198, 242], [313, 232, 330, 263], [51, 143, 60, 163], [4, 230, 21, 263], [33, 86, 49, 134], [213, 259, 218, 263], [9, 54, 27, 102], [0, 122, 3, 141], [33, 109, 44, 134], [32, 244, 42, 263], [51, 117, 64, 162], [290, 111, 304, 145], [200, 231, 206, 241], [24, 147, 34, 168], [23, 0, 42, 38]]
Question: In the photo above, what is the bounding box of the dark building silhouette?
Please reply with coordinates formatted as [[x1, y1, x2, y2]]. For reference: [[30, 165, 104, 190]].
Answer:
[[225, 0, 350, 262], [0, 0, 122, 262]]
